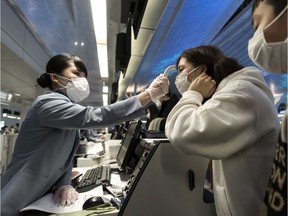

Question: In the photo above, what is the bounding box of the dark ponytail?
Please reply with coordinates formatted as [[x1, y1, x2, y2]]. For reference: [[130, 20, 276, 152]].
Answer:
[[37, 73, 52, 89], [37, 53, 88, 90]]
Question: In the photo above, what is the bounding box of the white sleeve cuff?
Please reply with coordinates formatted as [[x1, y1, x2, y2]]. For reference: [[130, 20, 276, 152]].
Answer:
[[182, 90, 203, 106]]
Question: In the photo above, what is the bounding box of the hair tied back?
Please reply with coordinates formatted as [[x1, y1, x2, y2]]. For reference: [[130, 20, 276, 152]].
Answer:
[[37, 73, 51, 89]]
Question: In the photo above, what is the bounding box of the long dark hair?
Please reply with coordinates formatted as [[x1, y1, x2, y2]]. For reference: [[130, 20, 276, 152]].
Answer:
[[176, 45, 243, 86], [37, 53, 88, 89]]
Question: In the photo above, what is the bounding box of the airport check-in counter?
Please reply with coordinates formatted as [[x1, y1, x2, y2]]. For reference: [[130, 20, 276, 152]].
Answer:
[[119, 139, 216, 216], [1, 134, 216, 215], [70, 138, 216, 216], [75, 137, 216, 215]]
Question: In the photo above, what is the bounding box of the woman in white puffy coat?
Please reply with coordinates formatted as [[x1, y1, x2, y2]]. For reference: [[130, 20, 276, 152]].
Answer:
[[165, 45, 280, 216]]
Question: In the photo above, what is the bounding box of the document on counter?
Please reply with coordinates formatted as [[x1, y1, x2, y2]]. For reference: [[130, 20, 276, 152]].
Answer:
[[86, 141, 104, 155], [20, 186, 104, 214]]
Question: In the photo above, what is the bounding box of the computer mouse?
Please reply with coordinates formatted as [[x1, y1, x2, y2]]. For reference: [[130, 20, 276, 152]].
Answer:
[[82, 196, 111, 210]]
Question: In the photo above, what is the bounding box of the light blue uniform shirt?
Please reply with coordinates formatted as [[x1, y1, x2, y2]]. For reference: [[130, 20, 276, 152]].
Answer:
[[1, 91, 145, 215]]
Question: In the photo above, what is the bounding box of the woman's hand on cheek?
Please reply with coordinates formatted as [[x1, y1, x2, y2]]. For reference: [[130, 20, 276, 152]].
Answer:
[[189, 73, 216, 99]]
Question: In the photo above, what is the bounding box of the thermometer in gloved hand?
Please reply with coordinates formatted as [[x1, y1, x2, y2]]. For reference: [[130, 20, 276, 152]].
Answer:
[[163, 65, 176, 77]]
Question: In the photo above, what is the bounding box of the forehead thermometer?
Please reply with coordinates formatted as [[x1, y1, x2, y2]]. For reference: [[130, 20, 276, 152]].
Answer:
[[163, 65, 176, 77]]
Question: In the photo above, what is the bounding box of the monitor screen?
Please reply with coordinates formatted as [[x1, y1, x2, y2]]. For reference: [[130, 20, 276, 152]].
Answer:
[[110, 122, 128, 140], [116, 120, 143, 172]]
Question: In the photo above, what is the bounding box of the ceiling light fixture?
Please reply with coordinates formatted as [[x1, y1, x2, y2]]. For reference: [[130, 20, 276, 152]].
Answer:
[[2, 113, 21, 120], [7, 93, 13, 101], [103, 86, 108, 94], [90, 0, 108, 78], [102, 94, 108, 106]]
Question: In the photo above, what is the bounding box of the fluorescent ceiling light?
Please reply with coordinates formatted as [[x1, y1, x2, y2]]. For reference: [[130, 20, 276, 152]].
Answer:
[[2, 114, 20, 119], [97, 44, 108, 78], [90, 0, 108, 78], [7, 115, 17, 119], [102, 94, 108, 106], [103, 85, 108, 94], [7, 94, 13, 101]]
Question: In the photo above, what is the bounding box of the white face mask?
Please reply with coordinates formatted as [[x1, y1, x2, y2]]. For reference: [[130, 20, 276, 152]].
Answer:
[[248, 6, 288, 74], [66, 77, 90, 102], [175, 66, 200, 94], [54, 74, 90, 102]]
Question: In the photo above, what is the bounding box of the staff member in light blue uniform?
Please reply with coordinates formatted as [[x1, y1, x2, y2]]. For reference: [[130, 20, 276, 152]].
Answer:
[[0, 53, 169, 216], [165, 45, 280, 216]]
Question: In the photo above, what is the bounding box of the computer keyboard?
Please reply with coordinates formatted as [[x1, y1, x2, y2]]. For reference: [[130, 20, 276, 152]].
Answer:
[[76, 165, 111, 193]]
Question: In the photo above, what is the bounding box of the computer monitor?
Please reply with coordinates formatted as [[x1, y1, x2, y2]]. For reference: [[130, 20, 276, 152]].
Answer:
[[110, 121, 130, 140], [116, 120, 143, 172]]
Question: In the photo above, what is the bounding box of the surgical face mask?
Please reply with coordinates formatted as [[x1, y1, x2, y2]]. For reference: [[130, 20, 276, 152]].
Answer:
[[248, 6, 287, 74], [175, 66, 200, 94], [53, 74, 90, 102]]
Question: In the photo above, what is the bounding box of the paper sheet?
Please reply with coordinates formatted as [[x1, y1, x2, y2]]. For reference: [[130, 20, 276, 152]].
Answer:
[[20, 186, 104, 214], [86, 142, 104, 155]]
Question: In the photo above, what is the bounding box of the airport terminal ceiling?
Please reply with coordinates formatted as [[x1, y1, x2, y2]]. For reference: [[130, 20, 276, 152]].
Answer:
[[1, 0, 287, 111]]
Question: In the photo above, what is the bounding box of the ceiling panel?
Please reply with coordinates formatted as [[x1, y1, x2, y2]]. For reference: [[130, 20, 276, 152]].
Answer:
[[1, 0, 26, 48], [131, 28, 154, 56], [141, 0, 169, 29], [1, 70, 37, 98], [133, 0, 243, 87], [1, 0, 287, 111], [4, 0, 103, 107], [1, 43, 41, 98]]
